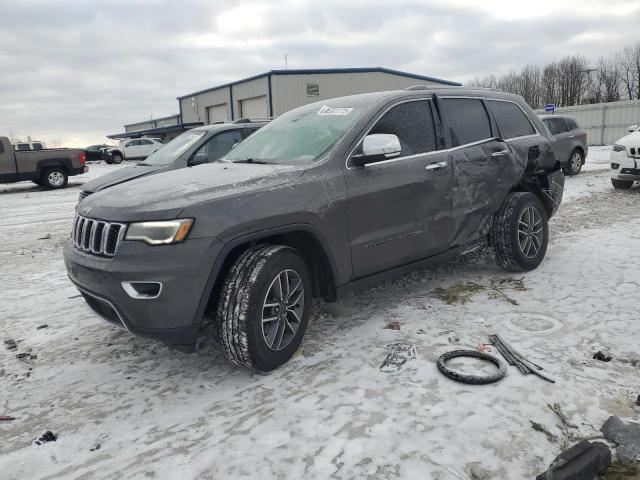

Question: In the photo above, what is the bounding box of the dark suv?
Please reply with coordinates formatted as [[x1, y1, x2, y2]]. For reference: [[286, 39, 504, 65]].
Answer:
[[64, 87, 564, 371], [78, 120, 267, 202], [539, 115, 588, 175]]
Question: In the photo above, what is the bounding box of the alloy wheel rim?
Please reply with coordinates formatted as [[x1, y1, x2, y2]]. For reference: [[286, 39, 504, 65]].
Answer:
[[571, 152, 581, 171], [261, 269, 304, 351], [48, 171, 64, 186], [517, 206, 543, 258]]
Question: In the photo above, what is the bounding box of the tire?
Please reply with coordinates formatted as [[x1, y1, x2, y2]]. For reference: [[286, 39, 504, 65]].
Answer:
[[104, 157, 114, 165], [565, 149, 584, 176], [41, 167, 68, 189], [491, 192, 549, 272], [216, 244, 312, 372], [437, 350, 507, 385], [611, 178, 634, 189], [111, 153, 123, 164]]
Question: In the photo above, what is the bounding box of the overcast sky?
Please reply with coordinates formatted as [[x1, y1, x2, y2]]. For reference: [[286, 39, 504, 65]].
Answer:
[[1, 0, 639, 146]]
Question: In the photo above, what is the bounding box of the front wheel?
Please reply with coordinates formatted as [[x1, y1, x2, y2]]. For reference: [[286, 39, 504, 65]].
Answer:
[[491, 192, 549, 272], [565, 149, 584, 176], [215, 245, 312, 372], [111, 153, 123, 164], [611, 178, 634, 189], [41, 168, 68, 189]]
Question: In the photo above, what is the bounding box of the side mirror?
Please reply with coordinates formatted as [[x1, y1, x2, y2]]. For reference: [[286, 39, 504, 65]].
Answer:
[[628, 124, 639, 133], [351, 133, 401, 167]]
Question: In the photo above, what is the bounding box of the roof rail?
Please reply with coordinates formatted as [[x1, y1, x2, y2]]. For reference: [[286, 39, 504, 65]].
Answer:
[[404, 85, 432, 91], [232, 117, 273, 124]]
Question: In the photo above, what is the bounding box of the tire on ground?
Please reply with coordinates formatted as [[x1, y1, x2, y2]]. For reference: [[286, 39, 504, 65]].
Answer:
[[41, 167, 68, 189], [111, 153, 123, 164], [215, 244, 312, 372], [611, 178, 634, 189], [565, 148, 584, 176], [491, 191, 549, 272]]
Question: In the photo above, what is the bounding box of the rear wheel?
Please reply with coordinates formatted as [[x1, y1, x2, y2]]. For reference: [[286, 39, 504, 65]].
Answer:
[[565, 149, 584, 175], [215, 245, 311, 372], [491, 192, 549, 272], [41, 168, 68, 189], [611, 178, 634, 189]]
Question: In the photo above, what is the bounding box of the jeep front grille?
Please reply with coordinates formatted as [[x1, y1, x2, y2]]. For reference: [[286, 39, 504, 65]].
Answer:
[[72, 214, 125, 257]]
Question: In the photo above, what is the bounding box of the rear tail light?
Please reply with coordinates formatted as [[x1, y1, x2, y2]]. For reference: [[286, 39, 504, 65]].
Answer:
[[79, 151, 86, 165]]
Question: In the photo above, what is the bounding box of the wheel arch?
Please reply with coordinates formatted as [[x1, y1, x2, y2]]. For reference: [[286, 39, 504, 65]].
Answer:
[[511, 183, 553, 219], [195, 224, 339, 326], [571, 145, 585, 164], [36, 158, 71, 179]]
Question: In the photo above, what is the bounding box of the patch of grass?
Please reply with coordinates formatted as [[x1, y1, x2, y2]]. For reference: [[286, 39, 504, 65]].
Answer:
[[434, 281, 485, 304], [434, 278, 526, 305], [601, 461, 640, 480], [530, 420, 558, 443]]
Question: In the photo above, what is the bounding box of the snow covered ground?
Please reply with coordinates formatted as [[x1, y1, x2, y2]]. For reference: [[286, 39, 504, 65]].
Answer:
[[1, 153, 639, 480]]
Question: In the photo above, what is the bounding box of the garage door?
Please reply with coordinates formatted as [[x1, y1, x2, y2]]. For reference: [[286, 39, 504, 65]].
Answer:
[[240, 96, 267, 118], [207, 103, 228, 124]]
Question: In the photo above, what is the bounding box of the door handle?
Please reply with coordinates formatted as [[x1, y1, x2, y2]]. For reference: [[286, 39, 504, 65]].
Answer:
[[425, 161, 447, 171], [491, 149, 511, 157]]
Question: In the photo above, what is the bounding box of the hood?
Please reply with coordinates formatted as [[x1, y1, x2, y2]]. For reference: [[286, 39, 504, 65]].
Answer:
[[77, 162, 304, 221], [82, 164, 163, 193], [616, 131, 640, 147]]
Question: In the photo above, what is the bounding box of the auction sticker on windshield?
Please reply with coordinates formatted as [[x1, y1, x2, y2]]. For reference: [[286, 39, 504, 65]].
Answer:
[[317, 105, 354, 116]]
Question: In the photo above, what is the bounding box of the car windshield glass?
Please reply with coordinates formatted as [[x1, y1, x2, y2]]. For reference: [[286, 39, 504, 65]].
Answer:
[[223, 104, 362, 165], [141, 131, 206, 165]]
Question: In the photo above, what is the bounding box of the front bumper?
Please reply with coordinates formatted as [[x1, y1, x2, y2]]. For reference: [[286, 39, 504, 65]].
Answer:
[[63, 236, 223, 351], [610, 150, 640, 181]]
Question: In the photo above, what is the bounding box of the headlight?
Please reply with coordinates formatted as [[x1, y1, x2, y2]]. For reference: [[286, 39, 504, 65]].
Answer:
[[125, 219, 194, 245], [613, 144, 626, 152]]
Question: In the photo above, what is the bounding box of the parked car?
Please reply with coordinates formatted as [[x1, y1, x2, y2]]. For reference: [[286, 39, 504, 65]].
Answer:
[[538, 115, 588, 175], [85, 144, 114, 163], [610, 124, 640, 189], [15, 141, 47, 151], [78, 121, 267, 203], [107, 138, 164, 164], [64, 87, 564, 371], [0, 136, 86, 188]]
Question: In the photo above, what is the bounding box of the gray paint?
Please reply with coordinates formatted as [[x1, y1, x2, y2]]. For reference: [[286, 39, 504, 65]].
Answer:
[[65, 88, 563, 352]]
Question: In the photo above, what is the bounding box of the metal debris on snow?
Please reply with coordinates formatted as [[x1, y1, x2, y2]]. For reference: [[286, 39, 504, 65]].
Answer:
[[379, 343, 416, 373]]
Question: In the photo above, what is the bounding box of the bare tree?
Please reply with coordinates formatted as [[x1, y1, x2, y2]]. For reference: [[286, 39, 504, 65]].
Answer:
[[589, 56, 621, 103]]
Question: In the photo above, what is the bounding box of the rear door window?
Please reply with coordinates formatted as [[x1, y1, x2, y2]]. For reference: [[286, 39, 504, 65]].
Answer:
[[544, 118, 568, 135], [32, 143, 43, 150], [440, 98, 492, 147], [368, 100, 438, 157], [17, 144, 30, 151], [139, 139, 153, 145], [565, 118, 578, 130], [487, 100, 536, 139]]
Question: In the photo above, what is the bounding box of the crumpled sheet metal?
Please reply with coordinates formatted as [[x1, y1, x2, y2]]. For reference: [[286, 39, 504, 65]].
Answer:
[[449, 140, 526, 246]]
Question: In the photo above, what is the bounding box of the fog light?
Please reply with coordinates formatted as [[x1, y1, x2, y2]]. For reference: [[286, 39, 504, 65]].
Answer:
[[611, 163, 620, 170], [121, 281, 162, 299]]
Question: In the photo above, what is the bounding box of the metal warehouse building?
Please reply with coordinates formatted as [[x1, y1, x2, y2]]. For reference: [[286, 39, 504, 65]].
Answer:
[[109, 67, 459, 140], [178, 67, 460, 124]]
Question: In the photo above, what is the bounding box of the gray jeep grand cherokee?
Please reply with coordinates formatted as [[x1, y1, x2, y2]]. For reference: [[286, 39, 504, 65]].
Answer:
[[64, 87, 564, 371]]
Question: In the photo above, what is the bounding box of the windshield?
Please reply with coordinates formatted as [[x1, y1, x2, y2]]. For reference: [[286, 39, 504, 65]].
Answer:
[[223, 103, 361, 164], [141, 131, 206, 165]]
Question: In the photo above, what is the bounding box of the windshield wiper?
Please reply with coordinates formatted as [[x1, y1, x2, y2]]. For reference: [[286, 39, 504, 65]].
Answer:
[[231, 158, 272, 164]]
